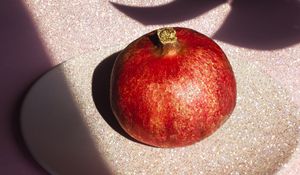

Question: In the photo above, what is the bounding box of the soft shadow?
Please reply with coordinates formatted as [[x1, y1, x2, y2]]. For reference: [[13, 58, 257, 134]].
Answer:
[[0, 0, 52, 174], [21, 66, 113, 175], [213, 0, 300, 50], [92, 51, 140, 144], [111, 0, 226, 25], [112, 0, 300, 50]]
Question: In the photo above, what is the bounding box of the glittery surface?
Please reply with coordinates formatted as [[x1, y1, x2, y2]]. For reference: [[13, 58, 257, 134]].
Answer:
[[22, 44, 299, 174], [21, 0, 300, 174]]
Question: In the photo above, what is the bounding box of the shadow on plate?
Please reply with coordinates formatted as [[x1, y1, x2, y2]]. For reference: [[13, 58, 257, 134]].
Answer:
[[21, 64, 114, 175], [0, 0, 54, 174], [92, 51, 143, 144]]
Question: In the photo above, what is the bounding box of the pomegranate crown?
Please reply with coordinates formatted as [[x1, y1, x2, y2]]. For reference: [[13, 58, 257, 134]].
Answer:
[[157, 27, 177, 45]]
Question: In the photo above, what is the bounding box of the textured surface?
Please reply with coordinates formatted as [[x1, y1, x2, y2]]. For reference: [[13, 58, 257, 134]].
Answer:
[[21, 45, 299, 175], [2, 0, 300, 174], [111, 28, 236, 147]]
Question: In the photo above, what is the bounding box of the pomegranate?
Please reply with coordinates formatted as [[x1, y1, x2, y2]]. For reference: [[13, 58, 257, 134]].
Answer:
[[110, 27, 236, 148]]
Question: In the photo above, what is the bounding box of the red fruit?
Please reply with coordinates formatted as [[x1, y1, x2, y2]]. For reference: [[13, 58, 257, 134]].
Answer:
[[110, 27, 236, 148]]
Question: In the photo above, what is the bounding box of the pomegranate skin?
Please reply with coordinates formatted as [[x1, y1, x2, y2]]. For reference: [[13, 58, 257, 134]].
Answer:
[[110, 27, 236, 148]]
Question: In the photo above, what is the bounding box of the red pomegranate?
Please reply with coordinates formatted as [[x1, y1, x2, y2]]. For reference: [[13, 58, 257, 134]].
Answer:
[[110, 27, 236, 148]]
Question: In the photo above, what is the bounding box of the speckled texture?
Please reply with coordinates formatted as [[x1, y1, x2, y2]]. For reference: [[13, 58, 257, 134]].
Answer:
[[22, 0, 300, 107], [110, 28, 236, 147], [21, 44, 299, 174], [20, 0, 300, 174]]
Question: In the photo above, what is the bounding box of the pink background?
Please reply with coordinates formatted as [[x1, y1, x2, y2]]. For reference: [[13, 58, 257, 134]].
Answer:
[[1, 0, 299, 174]]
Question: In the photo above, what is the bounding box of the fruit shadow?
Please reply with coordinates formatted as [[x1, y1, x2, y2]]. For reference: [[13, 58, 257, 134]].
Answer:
[[110, 0, 226, 25], [213, 0, 300, 50], [92, 51, 144, 145]]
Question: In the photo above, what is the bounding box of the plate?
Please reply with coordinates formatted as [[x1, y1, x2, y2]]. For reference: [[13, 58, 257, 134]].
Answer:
[[21, 46, 300, 175]]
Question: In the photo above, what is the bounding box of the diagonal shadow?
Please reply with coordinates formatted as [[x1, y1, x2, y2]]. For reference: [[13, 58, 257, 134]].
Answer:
[[0, 0, 52, 174], [213, 0, 300, 50], [111, 0, 226, 25], [0, 0, 114, 174], [21, 67, 113, 175]]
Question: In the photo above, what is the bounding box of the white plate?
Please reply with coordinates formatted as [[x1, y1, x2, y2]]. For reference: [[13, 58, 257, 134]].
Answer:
[[21, 46, 300, 175]]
